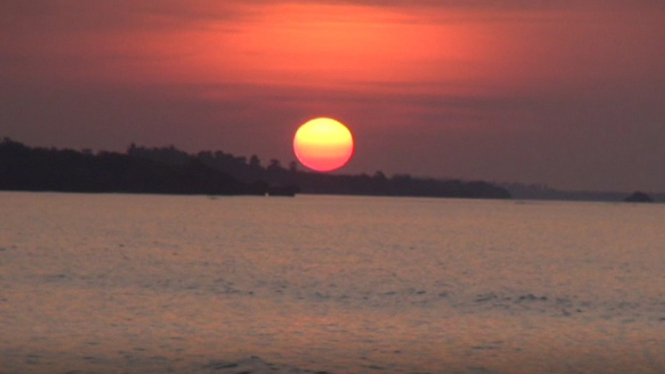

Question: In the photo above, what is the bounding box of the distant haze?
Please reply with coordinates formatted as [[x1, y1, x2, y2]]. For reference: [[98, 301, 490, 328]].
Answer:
[[1, 0, 664, 192]]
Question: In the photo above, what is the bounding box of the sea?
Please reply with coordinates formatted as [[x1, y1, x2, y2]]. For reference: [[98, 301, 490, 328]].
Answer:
[[1, 191, 664, 374]]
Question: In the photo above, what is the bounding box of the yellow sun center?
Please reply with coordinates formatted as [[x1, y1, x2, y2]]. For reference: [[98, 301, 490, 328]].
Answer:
[[293, 118, 354, 172]]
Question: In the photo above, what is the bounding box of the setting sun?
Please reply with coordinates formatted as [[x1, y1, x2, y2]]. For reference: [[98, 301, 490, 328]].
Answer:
[[293, 118, 354, 172]]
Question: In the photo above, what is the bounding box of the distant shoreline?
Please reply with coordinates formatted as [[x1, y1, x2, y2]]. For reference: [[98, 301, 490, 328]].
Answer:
[[0, 138, 511, 200], [2, 137, 659, 202], [501, 183, 662, 203]]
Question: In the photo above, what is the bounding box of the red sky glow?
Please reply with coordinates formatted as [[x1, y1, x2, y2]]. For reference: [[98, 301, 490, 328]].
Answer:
[[1, 0, 664, 191]]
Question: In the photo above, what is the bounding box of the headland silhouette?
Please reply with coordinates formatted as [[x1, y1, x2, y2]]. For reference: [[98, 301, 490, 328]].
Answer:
[[0, 138, 511, 199]]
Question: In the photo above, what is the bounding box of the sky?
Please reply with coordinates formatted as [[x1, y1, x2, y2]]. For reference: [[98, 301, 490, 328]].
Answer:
[[1, 0, 664, 192]]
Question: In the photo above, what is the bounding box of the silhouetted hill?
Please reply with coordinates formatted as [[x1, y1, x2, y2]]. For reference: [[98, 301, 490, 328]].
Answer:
[[0, 138, 511, 199], [502, 182, 663, 203], [128, 144, 510, 199], [624, 191, 653, 203], [0, 138, 266, 195]]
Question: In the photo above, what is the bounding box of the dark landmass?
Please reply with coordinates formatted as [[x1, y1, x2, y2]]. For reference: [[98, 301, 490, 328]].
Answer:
[[127, 143, 510, 199], [0, 138, 268, 195], [290, 171, 510, 199], [503, 183, 663, 203], [624, 191, 654, 203], [0, 138, 511, 199]]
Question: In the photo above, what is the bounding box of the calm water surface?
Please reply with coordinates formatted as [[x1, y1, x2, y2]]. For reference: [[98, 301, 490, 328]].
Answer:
[[1, 192, 664, 374]]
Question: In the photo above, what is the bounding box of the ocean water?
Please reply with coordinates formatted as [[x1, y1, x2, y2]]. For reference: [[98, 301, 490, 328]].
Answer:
[[1, 192, 664, 374]]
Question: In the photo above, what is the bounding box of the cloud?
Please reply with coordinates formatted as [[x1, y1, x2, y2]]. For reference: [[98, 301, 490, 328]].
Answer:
[[304, 0, 663, 11], [2, 1, 244, 35], [3, 0, 661, 36]]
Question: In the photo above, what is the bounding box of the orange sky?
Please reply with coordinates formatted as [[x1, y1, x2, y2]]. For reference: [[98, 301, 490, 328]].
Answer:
[[1, 0, 665, 191]]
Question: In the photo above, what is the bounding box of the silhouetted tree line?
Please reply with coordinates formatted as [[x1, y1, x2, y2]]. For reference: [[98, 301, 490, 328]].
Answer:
[[0, 138, 269, 195], [292, 172, 511, 199], [0, 138, 511, 199], [127, 143, 510, 199]]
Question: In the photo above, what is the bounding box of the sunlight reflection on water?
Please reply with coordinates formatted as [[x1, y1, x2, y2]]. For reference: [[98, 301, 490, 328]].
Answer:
[[1, 192, 664, 373]]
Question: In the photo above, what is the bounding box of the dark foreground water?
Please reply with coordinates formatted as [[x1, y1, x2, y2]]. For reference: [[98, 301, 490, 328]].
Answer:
[[1, 192, 664, 374]]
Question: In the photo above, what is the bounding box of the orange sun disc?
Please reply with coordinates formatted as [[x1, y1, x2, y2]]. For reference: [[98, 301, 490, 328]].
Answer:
[[293, 117, 354, 172]]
